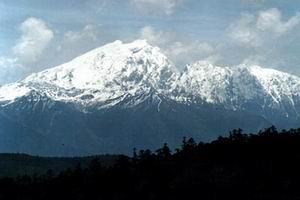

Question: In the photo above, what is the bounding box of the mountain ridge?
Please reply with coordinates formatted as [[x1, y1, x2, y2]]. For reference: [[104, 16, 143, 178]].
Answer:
[[0, 40, 299, 155], [1, 40, 300, 113]]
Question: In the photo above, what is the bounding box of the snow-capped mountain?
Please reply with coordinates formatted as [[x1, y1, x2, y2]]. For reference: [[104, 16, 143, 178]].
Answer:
[[0, 40, 299, 156], [1, 40, 300, 113], [0, 40, 178, 107], [178, 61, 300, 115]]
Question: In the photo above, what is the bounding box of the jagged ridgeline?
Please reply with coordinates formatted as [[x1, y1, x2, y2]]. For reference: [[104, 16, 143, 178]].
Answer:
[[0, 40, 300, 155]]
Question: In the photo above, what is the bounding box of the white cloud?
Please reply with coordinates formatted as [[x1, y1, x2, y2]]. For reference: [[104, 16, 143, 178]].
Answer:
[[167, 41, 216, 65], [131, 0, 182, 16], [241, 54, 265, 66], [139, 26, 216, 67], [0, 17, 54, 84], [140, 26, 174, 45], [56, 24, 102, 59], [13, 17, 54, 64], [229, 8, 300, 47], [0, 57, 25, 84], [224, 8, 300, 70], [168, 41, 214, 57], [228, 13, 260, 47], [256, 8, 300, 35], [64, 24, 98, 43]]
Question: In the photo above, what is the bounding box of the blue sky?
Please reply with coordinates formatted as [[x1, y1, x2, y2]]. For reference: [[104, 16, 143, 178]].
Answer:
[[1, 0, 300, 84]]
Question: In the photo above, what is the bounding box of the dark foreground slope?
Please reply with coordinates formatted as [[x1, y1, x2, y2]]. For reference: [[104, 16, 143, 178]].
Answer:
[[0, 154, 118, 178], [1, 127, 300, 199]]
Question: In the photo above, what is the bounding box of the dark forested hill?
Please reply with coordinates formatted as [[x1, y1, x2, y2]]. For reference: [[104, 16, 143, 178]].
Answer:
[[0, 154, 119, 177], [1, 127, 300, 199]]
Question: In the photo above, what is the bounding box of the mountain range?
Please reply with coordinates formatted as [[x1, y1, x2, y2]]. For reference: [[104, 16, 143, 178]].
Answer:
[[0, 40, 300, 156]]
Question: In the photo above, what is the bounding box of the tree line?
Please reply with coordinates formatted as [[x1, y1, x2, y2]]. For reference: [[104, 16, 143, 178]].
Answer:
[[1, 126, 300, 199]]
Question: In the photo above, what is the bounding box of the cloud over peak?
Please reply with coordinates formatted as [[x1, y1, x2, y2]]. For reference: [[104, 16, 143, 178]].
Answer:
[[229, 8, 300, 47], [139, 25, 217, 67], [13, 17, 54, 64], [256, 8, 300, 35], [0, 17, 54, 84]]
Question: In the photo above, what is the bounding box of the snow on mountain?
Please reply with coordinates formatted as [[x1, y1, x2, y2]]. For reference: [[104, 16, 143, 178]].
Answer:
[[248, 65, 300, 104], [0, 83, 31, 102], [0, 40, 179, 106], [178, 61, 300, 112], [0, 40, 300, 115], [1, 40, 300, 155]]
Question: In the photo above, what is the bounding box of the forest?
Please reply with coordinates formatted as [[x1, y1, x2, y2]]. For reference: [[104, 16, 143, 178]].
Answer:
[[1, 126, 300, 200]]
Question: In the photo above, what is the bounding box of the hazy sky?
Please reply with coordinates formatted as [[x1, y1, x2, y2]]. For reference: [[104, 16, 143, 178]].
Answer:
[[1, 0, 300, 84]]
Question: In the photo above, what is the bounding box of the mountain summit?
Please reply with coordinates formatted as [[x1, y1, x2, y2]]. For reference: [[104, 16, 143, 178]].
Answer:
[[0, 40, 178, 105], [0, 40, 300, 155]]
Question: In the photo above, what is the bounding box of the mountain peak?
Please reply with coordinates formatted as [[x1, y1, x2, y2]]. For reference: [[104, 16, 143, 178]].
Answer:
[[0, 40, 178, 104], [124, 39, 151, 49], [109, 39, 150, 47], [81, 39, 154, 59], [2, 42, 300, 156], [24, 39, 176, 85], [1, 40, 300, 114]]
